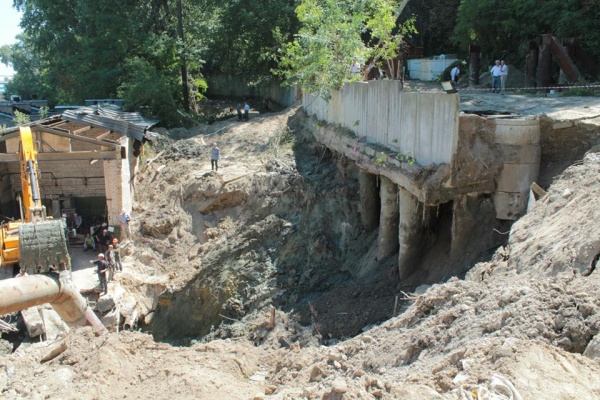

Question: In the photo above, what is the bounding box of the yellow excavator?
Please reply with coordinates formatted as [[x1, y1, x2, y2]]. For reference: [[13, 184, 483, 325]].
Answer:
[[0, 126, 70, 275]]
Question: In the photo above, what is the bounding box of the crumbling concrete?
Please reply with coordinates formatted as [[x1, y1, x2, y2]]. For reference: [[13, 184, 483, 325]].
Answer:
[[21, 307, 44, 338], [358, 171, 379, 231], [40, 307, 69, 340], [398, 187, 424, 279]]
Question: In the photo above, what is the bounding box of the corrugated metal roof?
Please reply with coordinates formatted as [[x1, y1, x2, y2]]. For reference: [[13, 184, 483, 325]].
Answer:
[[62, 106, 159, 141]]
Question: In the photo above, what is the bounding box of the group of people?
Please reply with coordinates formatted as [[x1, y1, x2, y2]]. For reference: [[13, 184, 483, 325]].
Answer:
[[490, 59, 508, 94], [87, 209, 131, 295], [90, 241, 122, 295], [236, 101, 250, 121], [449, 59, 508, 94]]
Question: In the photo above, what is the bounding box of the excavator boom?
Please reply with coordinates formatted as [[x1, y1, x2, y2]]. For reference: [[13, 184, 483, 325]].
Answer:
[[0, 127, 70, 273]]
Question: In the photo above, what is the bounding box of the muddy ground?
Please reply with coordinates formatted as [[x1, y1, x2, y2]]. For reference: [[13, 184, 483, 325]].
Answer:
[[1, 86, 600, 399]]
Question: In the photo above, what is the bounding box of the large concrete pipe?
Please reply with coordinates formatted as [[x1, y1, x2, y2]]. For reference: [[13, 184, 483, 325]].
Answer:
[[493, 117, 541, 220], [0, 271, 106, 334]]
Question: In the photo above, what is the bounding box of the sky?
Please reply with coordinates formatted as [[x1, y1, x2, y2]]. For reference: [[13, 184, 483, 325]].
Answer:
[[0, 2, 23, 75]]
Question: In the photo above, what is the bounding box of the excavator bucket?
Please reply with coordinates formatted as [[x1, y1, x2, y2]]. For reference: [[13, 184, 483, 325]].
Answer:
[[18, 220, 71, 274]]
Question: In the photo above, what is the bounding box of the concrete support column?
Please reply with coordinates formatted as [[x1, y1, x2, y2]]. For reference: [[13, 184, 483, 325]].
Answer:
[[398, 187, 423, 279], [358, 171, 379, 231], [104, 138, 133, 226], [377, 177, 398, 260], [451, 195, 475, 258]]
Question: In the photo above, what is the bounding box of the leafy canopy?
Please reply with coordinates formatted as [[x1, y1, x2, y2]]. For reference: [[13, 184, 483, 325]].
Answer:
[[453, 0, 600, 72], [273, 0, 413, 98]]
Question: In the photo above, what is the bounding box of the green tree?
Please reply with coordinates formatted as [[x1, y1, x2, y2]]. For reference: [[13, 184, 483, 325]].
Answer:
[[453, 0, 600, 77], [204, 0, 299, 82], [400, 0, 461, 57], [274, 0, 411, 98]]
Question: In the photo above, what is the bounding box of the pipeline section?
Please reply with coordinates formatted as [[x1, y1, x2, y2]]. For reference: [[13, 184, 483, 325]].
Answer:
[[0, 271, 106, 334]]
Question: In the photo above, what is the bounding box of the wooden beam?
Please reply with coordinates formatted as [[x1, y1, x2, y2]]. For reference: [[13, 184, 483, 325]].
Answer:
[[0, 131, 20, 143], [72, 126, 92, 134], [35, 125, 120, 148], [0, 150, 120, 163]]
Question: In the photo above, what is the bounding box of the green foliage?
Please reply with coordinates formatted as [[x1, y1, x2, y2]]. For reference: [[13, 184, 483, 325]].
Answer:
[[559, 85, 600, 97], [268, 127, 296, 156], [38, 106, 49, 119], [453, 0, 600, 75], [193, 77, 209, 102], [376, 150, 415, 166], [273, 0, 408, 98], [400, 0, 461, 57], [375, 152, 388, 165], [13, 110, 30, 125], [117, 56, 182, 126], [203, 0, 299, 80], [395, 151, 415, 165]]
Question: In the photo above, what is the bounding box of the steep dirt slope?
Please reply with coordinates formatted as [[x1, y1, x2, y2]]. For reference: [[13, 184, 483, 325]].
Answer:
[[128, 107, 411, 344]]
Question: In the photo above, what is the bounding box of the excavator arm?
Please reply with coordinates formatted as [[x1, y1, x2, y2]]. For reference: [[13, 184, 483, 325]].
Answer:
[[19, 126, 45, 222], [0, 127, 70, 274]]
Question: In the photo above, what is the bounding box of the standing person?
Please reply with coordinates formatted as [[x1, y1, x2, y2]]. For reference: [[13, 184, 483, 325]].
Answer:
[[243, 102, 250, 121], [83, 233, 95, 252], [119, 209, 131, 241], [350, 59, 361, 74], [73, 213, 82, 232], [490, 60, 502, 93], [211, 143, 220, 172], [97, 229, 110, 254], [500, 60, 508, 94], [450, 65, 461, 84], [112, 238, 122, 271], [236, 102, 243, 121], [106, 244, 117, 281], [90, 253, 108, 295]]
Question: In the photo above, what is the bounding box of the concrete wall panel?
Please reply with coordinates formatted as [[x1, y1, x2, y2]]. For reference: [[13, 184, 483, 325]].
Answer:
[[205, 75, 297, 107], [304, 82, 459, 166]]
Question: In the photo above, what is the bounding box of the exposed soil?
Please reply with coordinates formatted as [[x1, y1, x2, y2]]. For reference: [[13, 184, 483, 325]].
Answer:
[[2, 88, 600, 399]]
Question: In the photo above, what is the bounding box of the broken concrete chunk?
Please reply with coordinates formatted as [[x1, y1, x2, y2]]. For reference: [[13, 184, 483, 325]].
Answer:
[[331, 379, 348, 393], [21, 307, 45, 338], [583, 334, 600, 359], [40, 308, 69, 341]]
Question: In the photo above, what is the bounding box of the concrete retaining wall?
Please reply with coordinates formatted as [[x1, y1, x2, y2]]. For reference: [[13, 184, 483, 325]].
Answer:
[[205, 75, 298, 107], [303, 81, 459, 166]]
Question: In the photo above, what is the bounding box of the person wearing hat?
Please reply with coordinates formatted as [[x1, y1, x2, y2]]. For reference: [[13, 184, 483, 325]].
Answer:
[[90, 253, 108, 294]]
